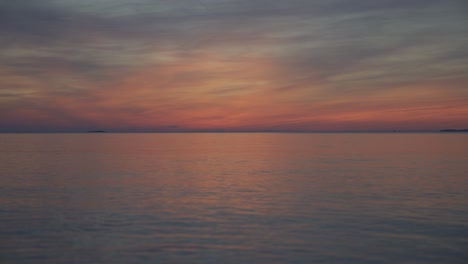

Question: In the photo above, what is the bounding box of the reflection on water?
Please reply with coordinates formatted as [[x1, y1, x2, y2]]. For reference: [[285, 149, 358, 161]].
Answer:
[[1, 133, 468, 263]]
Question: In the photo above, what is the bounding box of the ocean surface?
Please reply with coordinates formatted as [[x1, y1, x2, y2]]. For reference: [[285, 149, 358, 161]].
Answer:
[[1, 133, 467, 264]]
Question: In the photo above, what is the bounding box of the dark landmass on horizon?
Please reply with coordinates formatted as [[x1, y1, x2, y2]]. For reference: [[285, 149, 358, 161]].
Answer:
[[440, 129, 468, 132]]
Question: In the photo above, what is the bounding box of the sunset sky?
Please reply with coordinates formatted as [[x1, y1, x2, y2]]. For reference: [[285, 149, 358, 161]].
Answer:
[[1, 0, 467, 132]]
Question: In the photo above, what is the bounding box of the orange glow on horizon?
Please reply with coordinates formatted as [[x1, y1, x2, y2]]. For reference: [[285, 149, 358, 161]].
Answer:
[[1, 51, 467, 132]]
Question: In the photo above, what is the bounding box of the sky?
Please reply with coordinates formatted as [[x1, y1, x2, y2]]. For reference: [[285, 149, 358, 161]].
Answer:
[[1, 0, 467, 132]]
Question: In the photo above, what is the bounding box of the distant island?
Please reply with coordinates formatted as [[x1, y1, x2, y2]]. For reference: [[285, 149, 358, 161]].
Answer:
[[87, 130, 107, 133], [440, 129, 468, 132]]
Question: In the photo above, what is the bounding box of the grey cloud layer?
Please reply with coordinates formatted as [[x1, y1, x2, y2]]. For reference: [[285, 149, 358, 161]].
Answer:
[[1, 0, 467, 92]]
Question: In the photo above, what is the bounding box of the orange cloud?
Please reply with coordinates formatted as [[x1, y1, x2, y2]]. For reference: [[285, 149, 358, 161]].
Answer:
[[2, 48, 467, 132], [78, 51, 291, 130]]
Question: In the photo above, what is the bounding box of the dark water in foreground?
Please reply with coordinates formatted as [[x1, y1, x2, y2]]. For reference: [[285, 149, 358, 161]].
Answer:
[[1, 133, 467, 263]]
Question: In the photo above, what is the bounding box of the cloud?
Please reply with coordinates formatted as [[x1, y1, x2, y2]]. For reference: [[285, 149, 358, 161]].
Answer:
[[1, 0, 467, 131]]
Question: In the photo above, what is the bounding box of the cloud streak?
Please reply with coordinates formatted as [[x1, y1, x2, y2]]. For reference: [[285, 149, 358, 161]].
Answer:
[[1, 0, 467, 132]]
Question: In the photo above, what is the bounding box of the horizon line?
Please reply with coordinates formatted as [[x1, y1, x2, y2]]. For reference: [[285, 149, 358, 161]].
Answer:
[[1, 129, 467, 134]]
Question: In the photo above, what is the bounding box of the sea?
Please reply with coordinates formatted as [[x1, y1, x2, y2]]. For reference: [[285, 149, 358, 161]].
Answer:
[[1, 133, 467, 264]]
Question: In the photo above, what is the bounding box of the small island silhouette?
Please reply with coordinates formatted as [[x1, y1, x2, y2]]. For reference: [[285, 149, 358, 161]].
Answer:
[[440, 129, 468, 132], [87, 130, 107, 133]]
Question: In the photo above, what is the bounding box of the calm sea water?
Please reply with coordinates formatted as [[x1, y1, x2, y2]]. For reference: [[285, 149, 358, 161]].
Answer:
[[1, 133, 467, 263]]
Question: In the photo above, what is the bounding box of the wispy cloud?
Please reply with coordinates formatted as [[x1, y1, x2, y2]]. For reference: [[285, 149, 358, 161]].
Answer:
[[1, 0, 467, 131]]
